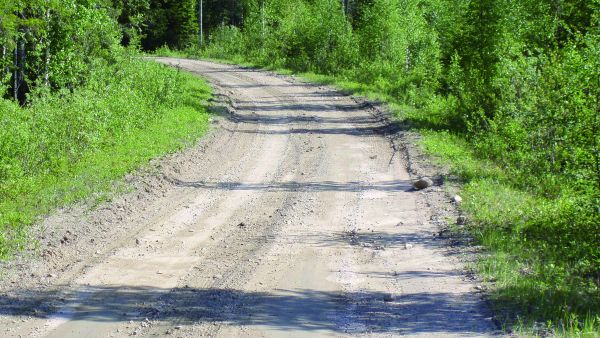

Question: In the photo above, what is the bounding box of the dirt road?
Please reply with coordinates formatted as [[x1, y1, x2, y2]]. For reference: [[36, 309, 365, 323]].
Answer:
[[0, 58, 498, 337]]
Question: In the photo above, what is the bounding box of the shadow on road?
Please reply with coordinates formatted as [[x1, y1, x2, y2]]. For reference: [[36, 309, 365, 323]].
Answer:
[[233, 102, 368, 113], [223, 126, 399, 137], [228, 112, 377, 125], [169, 179, 413, 192], [0, 287, 493, 335]]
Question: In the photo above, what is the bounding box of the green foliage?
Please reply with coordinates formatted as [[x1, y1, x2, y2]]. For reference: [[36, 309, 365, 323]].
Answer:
[[420, 134, 600, 336], [0, 0, 122, 101], [198, 0, 600, 334], [241, 0, 357, 74], [353, 0, 440, 105], [0, 56, 211, 258], [111, 0, 150, 47], [1, 0, 599, 334], [0, 0, 211, 259], [47, 2, 121, 89], [203, 24, 244, 59], [142, 0, 199, 50]]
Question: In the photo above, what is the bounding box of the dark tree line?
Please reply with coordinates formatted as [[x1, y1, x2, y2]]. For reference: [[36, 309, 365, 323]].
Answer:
[[0, 0, 249, 101], [111, 0, 245, 50]]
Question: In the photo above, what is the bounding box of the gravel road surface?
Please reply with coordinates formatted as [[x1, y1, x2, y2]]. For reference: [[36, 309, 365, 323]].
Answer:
[[0, 58, 498, 337]]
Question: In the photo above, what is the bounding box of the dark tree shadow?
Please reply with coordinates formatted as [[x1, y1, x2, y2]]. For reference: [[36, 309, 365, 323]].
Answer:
[[0, 286, 496, 335], [228, 112, 377, 125], [337, 230, 441, 250], [168, 179, 412, 193], [222, 125, 400, 137], [231, 102, 369, 113]]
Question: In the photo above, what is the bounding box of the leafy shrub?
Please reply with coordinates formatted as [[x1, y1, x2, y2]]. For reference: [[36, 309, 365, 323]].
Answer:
[[203, 25, 244, 59], [0, 55, 210, 257], [198, 0, 600, 333]]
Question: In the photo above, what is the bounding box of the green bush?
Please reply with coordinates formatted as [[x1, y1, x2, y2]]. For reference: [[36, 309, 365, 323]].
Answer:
[[203, 25, 245, 59], [0, 55, 210, 258], [197, 0, 600, 333]]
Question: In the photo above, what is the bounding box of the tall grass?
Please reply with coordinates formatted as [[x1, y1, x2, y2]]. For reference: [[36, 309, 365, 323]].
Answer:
[[0, 55, 211, 258]]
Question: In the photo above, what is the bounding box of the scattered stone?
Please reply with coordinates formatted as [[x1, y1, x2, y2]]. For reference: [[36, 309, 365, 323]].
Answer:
[[383, 293, 395, 302], [237, 222, 246, 227], [519, 267, 533, 276], [413, 177, 433, 190], [135, 238, 141, 245], [213, 274, 223, 279], [456, 215, 467, 225], [369, 155, 378, 159], [451, 195, 463, 204], [175, 326, 182, 330]]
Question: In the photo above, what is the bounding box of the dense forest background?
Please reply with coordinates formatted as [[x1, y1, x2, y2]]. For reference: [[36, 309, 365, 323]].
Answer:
[[1, 0, 599, 335]]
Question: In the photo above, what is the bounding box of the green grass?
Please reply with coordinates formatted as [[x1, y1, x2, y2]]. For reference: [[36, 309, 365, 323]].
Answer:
[[0, 58, 211, 258], [164, 51, 599, 337], [421, 135, 600, 337]]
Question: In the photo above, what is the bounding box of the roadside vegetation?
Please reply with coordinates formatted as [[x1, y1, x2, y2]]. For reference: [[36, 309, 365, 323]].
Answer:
[[2, 0, 598, 336], [0, 2, 210, 258], [153, 0, 600, 335]]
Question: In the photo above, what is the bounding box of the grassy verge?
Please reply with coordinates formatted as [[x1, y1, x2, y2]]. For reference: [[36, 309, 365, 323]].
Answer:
[[154, 50, 599, 336], [421, 134, 599, 337], [0, 57, 211, 259]]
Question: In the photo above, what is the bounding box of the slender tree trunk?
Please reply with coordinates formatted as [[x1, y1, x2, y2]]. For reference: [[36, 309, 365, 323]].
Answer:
[[261, 0, 265, 55], [18, 39, 23, 100], [13, 37, 26, 103], [1, 45, 6, 86], [261, 0, 265, 36], [13, 40, 18, 101], [44, 8, 50, 86], [44, 44, 50, 86], [199, 0, 203, 48], [594, 75, 600, 193], [341, 0, 349, 15]]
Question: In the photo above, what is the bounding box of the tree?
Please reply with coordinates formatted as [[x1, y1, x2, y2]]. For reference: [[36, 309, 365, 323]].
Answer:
[[111, 0, 150, 47], [142, 0, 198, 50]]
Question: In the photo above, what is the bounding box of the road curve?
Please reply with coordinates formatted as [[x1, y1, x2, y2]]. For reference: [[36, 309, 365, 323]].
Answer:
[[0, 58, 498, 337]]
